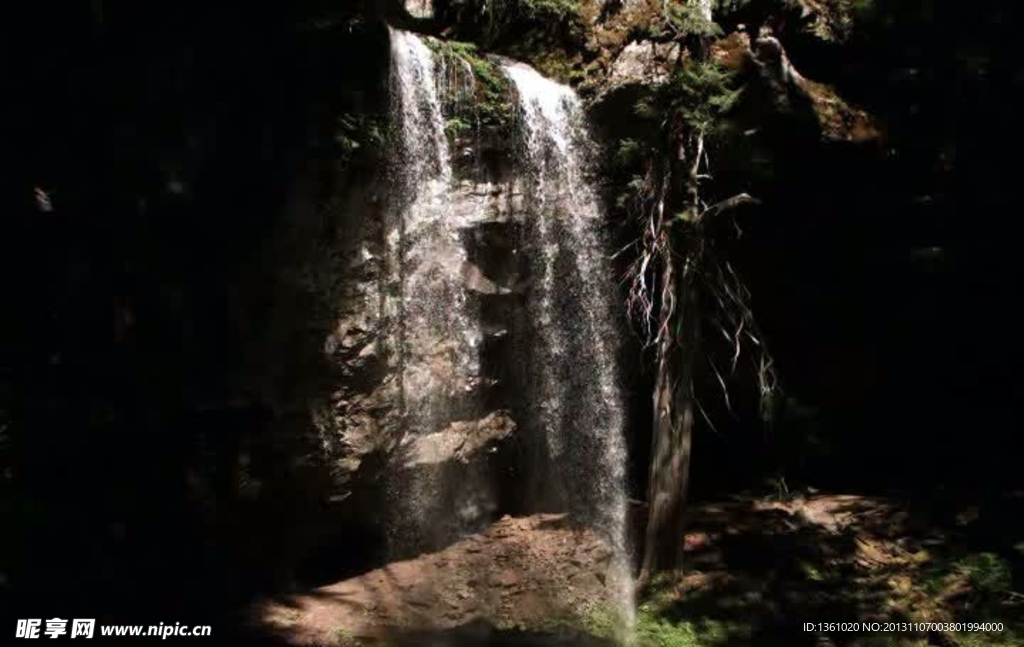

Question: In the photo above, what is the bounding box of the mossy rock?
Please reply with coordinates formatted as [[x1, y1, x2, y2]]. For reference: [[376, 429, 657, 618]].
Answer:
[[425, 37, 517, 136]]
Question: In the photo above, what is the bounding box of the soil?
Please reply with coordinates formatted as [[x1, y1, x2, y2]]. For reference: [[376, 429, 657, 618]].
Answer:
[[250, 493, 1024, 646], [641, 493, 1024, 646], [254, 513, 626, 645]]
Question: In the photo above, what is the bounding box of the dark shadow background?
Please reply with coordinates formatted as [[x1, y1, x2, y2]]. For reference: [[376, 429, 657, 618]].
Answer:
[[607, 0, 1023, 505], [2, 0, 395, 630]]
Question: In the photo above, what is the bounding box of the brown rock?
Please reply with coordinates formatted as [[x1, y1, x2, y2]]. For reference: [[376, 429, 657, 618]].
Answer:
[[402, 411, 516, 467], [495, 570, 522, 588], [711, 32, 752, 71]]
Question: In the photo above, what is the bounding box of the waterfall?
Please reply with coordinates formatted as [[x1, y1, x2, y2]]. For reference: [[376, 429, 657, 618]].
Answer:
[[405, 0, 434, 19], [387, 28, 633, 634], [503, 61, 634, 632], [387, 28, 486, 553]]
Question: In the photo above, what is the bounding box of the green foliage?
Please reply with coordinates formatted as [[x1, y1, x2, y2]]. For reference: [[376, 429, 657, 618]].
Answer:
[[576, 604, 622, 640], [614, 139, 645, 171], [427, 38, 515, 134], [529, 53, 586, 86], [569, 599, 747, 647], [519, 0, 581, 22], [436, 1, 586, 88], [616, 170, 651, 208], [630, 60, 741, 137], [628, 20, 671, 43], [917, 551, 1024, 647], [664, 2, 723, 39], [955, 552, 1012, 594], [715, 0, 753, 13], [659, 61, 742, 134], [334, 113, 385, 162], [628, 1, 741, 42], [620, 60, 743, 215], [635, 602, 747, 647], [434, 40, 507, 94], [851, 0, 877, 15], [470, 0, 584, 43], [617, 59, 741, 207], [332, 626, 379, 646], [445, 116, 473, 138]]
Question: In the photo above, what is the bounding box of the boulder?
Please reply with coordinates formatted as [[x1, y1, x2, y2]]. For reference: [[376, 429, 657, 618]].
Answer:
[[607, 40, 682, 90], [750, 34, 881, 143]]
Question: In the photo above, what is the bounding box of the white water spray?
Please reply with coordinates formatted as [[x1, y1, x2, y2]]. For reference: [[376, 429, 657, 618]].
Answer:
[[387, 28, 485, 553], [504, 61, 635, 636], [387, 29, 635, 636]]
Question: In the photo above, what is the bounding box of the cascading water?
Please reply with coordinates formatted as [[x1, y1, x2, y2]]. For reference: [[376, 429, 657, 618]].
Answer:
[[405, 0, 434, 19], [386, 28, 486, 553], [503, 61, 635, 632], [387, 26, 633, 636]]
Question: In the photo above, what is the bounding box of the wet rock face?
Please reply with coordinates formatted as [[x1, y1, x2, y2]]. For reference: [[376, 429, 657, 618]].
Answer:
[[402, 412, 516, 467], [306, 85, 532, 555]]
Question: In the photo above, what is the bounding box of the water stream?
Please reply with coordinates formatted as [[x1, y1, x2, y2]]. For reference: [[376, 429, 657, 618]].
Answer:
[[387, 27, 484, 553], [504, 60, 634, 633], [387, 28, 634, 636]]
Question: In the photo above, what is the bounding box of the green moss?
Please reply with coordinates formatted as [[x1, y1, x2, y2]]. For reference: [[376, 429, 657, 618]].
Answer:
[[635, 603, 748, 647], [715, 0, 754, 13], [520, 0, 581, 21], [657, 61, 742, 133], [630, 575, 751, 646], [954, 552, 1012, 594], [553, 583, 752, 646], [459, 0, 585, 86], [626, 0, 727, 43], [484, 0, 584, 41], [334, 112, 385, 162], [446, 116, 473, 138], [613, 139, 644, 171], [577, 604, 625, 640], [426, 38, 515, 134], [665, 2, 723, 39], [527, 51, 584, 86], [627, 19, 671, 43]]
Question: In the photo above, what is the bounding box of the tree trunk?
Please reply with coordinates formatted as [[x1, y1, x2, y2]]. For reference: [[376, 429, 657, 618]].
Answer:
[[639, 239, 699, 584], [638, 121, 708, 584]]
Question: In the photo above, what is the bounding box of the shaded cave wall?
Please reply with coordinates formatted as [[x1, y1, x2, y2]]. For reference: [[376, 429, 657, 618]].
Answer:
[[4, 1, 398, 619]]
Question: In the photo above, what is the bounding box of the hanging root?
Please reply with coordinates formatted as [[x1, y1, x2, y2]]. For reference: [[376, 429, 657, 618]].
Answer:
[[703, 251, 780, 424], [623, 161, 672, 345], [622, 120, 779, 426]]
